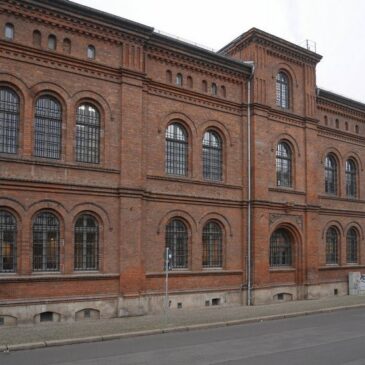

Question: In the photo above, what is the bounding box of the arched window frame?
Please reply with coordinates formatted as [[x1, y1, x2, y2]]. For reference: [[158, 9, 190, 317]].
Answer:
[[346, 227, 358, 264], [48, 34, 57, 50], [165, 122, 188, 176], [0, 210, 17, 273], [87, 45, 95, 60], [269, 229, 292, 267], [5, 23, 14, 40], [325, 227, 339, 265], [276, 141, 292, 187], [0, 87, 20, 154], [32, 211, 60, 272], [276, 71, 290, 109], [76, 103, 101, 164], [165, 218, 188, 269], [176, 73, 183, 87], [202, 220, 223, 268], [211, 83, 217, 96], [324, 154, 338, 195], [345, 159, 357, 198], [74, 214, 99, 271], [166, 70, 172, 83], [34, 95, 62, 159], [187, 76, 193, 88], [33, 30, 41, 47], [63, 38, 71, 54], [203, 129, 223, 181]]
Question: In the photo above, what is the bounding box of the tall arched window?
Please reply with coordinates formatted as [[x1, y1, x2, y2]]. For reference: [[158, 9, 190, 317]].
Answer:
[[187, 76, 193, 88], [166, 70, 172, 83], [33, 30, 41, 47], [33, 212, 60, 271], [346, 228, 358, 264], [63, 38, 71, 54], [326, 227, 339, 265], [74, 214, 99, 271], [270, 229, 292, 267], [76, 103, 100, 164], [202, 80, 208, 92], [165, 122, 188, 176], [276, 72, 289, 108], [4, 23, 14, 40], [87, 45, 95, 60], [0, 87, 20, 154], [48, 34, 57, 50], [324, 154, 337, 194], [176, 73, 183, 86], [0, 211, 16, 273], [203, 130, 222, 181], [345, 159, 357, 198], [165, 219, 188, 269], [221, 86, 226, 98], [211, 83, 217, 96], [202, 221, 222, 268], [276, 141, 292, 187], [34, 96, 62, 159]]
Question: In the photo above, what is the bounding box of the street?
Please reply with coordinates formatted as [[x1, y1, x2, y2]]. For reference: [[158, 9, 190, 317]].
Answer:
[[1, 307, 365, 365]]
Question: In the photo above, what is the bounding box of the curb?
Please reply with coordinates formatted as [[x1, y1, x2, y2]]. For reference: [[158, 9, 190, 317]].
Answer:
[[3, 302, 365, 352]]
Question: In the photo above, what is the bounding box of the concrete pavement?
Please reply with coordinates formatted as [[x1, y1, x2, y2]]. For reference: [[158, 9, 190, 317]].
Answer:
[[1, 295, 365, 352]]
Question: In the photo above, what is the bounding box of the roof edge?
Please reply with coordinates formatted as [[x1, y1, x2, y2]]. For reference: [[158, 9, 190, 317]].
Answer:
[[317, 88, 365, 113]]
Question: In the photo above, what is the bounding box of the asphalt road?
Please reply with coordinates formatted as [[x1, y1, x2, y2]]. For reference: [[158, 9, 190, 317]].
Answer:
[[2, 307, 365, 365]]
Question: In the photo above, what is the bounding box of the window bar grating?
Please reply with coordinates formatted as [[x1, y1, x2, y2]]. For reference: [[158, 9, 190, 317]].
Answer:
[[165, 219, 188, 269], [270, 229, 292, 267], [346, 228, 358, 264], [276, 142, 292, 187], [0, 211, 16, 273], [326, 227, 338, 265], [165, 123, 188, 176], [202, 221, 222, 268], [345, 160, 357, 198], [203, 131, 222, 181], [325, 155, 337, 194]]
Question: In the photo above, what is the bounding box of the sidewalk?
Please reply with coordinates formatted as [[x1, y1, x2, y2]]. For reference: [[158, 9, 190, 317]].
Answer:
[[2, 295, 365, 351]]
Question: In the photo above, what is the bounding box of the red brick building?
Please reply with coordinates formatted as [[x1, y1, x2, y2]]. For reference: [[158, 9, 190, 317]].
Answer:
[[0, 0, 364, 324]]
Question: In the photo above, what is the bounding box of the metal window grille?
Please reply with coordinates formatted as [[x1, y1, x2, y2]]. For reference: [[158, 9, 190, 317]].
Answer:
[[276, 142, 292, 187], [33, 212, 60, 271], [326, 227, 338, 265], [165, 219, 188, 269], [5, 24, 14, 40], [276, 72, 289, 108], [0, 88, 19, 154], [324, 155, 337, 194], [346, 228, 358, 264], [165, 123, 188, 176], [0, 211, 16, 273], [203, 130, 222, 181], [74, 214, 99, 271], [345, 160, 357, 198], [202, 221, 222, 268], [76, 104, 100, 164], [34, 96, 62, 159], [270, 229, 292, 267]]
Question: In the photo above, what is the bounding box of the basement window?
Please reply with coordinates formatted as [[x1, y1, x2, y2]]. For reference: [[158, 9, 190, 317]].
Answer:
[[212, 298, 220, 306], [40, 311, 53, 322]]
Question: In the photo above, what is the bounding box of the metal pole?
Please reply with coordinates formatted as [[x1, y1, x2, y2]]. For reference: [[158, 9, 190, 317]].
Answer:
[[164, 247, 169, 321]]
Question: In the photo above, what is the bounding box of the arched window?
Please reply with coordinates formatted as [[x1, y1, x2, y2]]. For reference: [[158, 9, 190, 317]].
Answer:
[[345, 121, 349, 131], [211, 83, 217, 96], [76, 103, 100, 164], [4, 23, 14, 40], [324, 154, 337, 194], [165, 219, 188, 269], [187, 76, 193, 88], [33, 212, 60, 271], [276, 72, 289, 108], [0, 87, 20, 154], [48, 34, 57, 50], [326, 227, 339, 265], [221, 86, 226, 98], [63, 38, 71, 54], [203, 130, 222, 181], [165, 122, 188, 176], [270, 229, 292, 267], [33, 30, 41, 47], [355, 125, 359, 134], [202, 80, 208, 92], [346, 228, 358, 264], [276, 141, 292, 187], [0, 211, 16, 273], [202, 221, 222, 268], [87, 45, 95, 60], [345, 159, 357, 198], [166, 70, 172, 83], [335, 119, 339, 128], [74, 214, 99, 271], [176, 73, 183, 86], [34, 96, 62, 159]]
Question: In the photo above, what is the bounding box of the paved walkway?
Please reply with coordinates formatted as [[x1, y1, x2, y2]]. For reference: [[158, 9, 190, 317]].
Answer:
[[2, 295, 365, 351]]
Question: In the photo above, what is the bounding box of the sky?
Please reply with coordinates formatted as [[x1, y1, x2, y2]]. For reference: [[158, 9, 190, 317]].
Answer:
[[75, 0, 365, 104]]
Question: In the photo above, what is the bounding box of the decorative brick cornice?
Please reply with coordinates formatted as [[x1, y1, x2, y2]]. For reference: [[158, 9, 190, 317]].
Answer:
[[318, 126, 365, 145]]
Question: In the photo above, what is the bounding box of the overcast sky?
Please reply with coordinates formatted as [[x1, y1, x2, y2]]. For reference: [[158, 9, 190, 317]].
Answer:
[[76, 0, 365, 104]]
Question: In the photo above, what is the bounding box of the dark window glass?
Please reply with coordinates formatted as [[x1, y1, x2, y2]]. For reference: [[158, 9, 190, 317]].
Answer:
[[270, 229, 292, 267], [203, 130, 222, 181], [33, 212, 60, 271], [325, 155, 337, 194], [76, 104, 100, 164], [276, 72, 289, 108], [87, 45, 95, 59], [221, 86, 226, 98], [346, 228, 358, 264], [74, 214, 98, 271], [0, 211, 16, 273], [276, 142, 292, 187], [346, 159, 357, 198], [0, 87, 19, 154], [326, 227, 338, 265], [34, 96, 62, 159], [165, 123, 188, 176], [202, 221, 222, 268], [165, 219, 188, 269], [48, 35, 56, 50], [5, 24, 14, 40]]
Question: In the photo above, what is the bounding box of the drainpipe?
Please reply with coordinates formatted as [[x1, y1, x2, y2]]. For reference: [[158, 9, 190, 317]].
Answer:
[[245, 61, 255, 306]]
